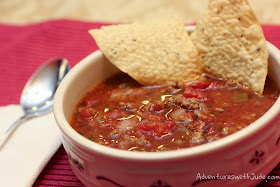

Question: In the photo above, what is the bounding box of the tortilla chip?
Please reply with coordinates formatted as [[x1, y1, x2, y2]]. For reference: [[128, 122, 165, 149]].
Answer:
[[89, 16, 204, 85], [190, 0, 268, 94]]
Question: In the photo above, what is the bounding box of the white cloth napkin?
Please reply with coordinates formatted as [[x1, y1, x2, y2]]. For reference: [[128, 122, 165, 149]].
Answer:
[[0, 105, 62, 187]]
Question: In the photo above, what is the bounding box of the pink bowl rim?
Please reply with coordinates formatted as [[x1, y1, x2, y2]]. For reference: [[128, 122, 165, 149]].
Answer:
[[54, 26, 280, 161]]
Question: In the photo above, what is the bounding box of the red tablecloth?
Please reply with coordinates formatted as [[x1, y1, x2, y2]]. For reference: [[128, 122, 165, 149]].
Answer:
[[0, 20, 279, 187]]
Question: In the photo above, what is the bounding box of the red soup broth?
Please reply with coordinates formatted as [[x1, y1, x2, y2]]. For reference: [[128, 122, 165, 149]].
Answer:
[[70, 73, 279, 152]]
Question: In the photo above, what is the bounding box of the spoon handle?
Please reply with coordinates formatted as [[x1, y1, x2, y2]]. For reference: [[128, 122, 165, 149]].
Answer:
[[0, 114, 34, 150]]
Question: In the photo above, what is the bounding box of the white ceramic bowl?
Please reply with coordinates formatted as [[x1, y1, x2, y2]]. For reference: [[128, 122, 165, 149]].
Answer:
[[54, 27, 280, 187]]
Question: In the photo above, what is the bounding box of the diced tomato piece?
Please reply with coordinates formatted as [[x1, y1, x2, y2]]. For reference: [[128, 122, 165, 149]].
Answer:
[[80, 106, 92, 118], [191, 81, 219, 90], [191, 82, 212, 89], [152, 101, 164, 111], [138, 119, 175, 137], [183, 87, 210, 101], [202, 116, 217, 135]]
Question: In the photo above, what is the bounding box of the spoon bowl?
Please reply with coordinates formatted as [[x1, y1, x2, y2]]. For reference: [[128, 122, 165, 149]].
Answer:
[[21, 58, 70, 115], [0, 57, 70, 149]]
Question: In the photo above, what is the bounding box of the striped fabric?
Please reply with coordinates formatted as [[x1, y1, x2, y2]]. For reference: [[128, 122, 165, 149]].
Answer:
[[0, 20, 279, 187], [34, 146, 85, 186]]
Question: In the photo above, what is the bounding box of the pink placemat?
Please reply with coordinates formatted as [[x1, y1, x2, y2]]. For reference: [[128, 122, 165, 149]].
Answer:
[[0, 20, 279, 186]]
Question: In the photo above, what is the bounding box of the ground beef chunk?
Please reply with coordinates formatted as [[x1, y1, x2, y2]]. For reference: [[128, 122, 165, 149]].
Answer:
[[174, 95, 206, 110]]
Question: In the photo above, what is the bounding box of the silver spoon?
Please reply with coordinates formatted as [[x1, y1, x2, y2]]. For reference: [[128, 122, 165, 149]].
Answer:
[[0, 58, 70, 150]]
